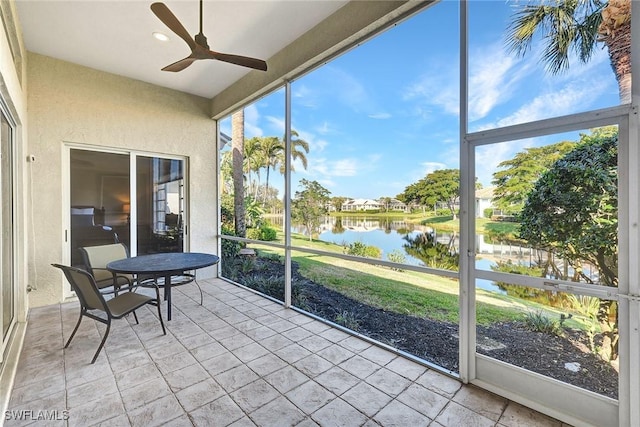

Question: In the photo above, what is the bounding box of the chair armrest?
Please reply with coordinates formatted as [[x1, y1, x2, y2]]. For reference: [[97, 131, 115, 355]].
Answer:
[[91, 268, 132, 288], [143, 281, 163, 304]]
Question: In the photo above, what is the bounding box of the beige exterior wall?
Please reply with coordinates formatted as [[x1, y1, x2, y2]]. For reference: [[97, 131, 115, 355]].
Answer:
[[27, 52, 218, 307]]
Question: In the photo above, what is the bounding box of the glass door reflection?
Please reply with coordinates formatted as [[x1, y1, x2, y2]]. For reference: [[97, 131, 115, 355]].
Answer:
[[136, 156, 185, 255]]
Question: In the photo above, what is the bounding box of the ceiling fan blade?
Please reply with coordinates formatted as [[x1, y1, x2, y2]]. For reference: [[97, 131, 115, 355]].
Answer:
[[209, 51, 268, 71], [151, 2, 196, 51], [162, 56, 197, 72]]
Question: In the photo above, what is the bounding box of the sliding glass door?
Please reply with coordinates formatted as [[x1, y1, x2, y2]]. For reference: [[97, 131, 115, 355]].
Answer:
[[68, 147, 187, 271], [69, 149, 130, 267], [0, 107, 15, 362], [136, 156, 185, 255]]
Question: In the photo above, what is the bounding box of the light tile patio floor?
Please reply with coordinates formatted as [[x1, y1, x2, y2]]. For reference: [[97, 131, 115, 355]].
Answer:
[[5, 278, 570, 426]]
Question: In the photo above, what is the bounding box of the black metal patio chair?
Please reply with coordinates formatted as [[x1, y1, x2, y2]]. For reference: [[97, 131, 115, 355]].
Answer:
[[51, 263, 166, 363]]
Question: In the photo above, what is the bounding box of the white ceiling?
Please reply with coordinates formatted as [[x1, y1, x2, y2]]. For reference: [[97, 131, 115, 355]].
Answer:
[[16, 0, 348, 99]]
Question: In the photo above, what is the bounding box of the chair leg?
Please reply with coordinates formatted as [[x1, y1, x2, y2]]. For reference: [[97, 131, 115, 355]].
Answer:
[[91, 320, 111, 364], [65, 309, 84, 349], [155, 301, 166, 336], [132, 310, 139, 324]]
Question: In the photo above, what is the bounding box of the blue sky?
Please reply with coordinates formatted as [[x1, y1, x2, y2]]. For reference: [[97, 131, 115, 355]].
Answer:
[[221, 0, 619, 199]]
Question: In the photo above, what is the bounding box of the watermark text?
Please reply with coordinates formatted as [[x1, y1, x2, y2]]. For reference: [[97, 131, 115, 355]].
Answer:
[[5, 410, 69, 421]]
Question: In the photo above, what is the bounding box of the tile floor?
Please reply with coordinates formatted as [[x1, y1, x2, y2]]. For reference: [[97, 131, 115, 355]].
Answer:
[[6, 278, 569, 426]]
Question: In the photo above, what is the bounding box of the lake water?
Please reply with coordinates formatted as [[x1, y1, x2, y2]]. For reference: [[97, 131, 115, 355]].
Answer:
[[309, 216, 509, 294]]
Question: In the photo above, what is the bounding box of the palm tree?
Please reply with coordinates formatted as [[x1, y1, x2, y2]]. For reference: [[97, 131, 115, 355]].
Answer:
[[278, 130, 310, 175], [243, 137, 263, 199], [259, 136, 284, 205], [220, 150, 233, 195], [506, 0, 631, 102], [290, 130, 310, 171], [231, 110, 246, 237]]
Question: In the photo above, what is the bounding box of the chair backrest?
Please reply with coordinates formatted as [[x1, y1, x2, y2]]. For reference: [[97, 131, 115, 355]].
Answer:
[[80, 243, 129, 282], [51, 264, 107, 312]]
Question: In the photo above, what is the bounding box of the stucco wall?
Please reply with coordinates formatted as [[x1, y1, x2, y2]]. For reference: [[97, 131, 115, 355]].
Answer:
[[27, 52, 218, 307]]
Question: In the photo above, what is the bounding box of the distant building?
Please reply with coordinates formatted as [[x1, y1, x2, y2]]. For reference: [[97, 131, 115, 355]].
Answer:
[[379, 198, 407, 212], [475, 186, 495, 218], [341, 198, 382, 211], [332, 197, 407, 212]]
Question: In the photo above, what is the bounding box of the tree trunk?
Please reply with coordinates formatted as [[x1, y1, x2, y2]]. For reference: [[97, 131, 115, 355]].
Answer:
[[264, 166, 271, 207], [598, 0, 631, 103], [232, 110, 246, 238]]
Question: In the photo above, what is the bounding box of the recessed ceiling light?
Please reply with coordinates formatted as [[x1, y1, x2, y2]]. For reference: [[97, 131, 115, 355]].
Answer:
[[152, 32, 169, 42]]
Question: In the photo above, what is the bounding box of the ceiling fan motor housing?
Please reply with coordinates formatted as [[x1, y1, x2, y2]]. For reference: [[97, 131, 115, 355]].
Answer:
[[194, 33, 209, 49]]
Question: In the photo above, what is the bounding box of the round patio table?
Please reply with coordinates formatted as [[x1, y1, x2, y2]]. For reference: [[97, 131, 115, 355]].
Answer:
[[107, 252, 219, 320]]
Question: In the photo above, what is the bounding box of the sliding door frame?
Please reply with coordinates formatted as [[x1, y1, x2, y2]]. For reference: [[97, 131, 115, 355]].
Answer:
[[0, 100, 17, 363], [63, 143, 189, 300]]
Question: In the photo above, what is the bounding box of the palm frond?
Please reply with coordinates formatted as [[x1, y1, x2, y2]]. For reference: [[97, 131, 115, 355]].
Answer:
[[505, 0, 605, 74], [506, 4, 551, 56], [576, 10, 603, 63]]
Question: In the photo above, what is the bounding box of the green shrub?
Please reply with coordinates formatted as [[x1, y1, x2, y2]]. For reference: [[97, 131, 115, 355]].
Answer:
[[387, 249, 406, 264], [241, 272, 303, 303], [334, 310, 361, 331], [221, 225, 242, 259], [524, 310, 562, 336], [260, 225, 277, 241], [246, 228, 262, 240], [220, 195, 235, 229], [344, 241, 382, 258], [387, 250, 406, 270], [247, 224, 278, 241], [483, 208, 493, 218]]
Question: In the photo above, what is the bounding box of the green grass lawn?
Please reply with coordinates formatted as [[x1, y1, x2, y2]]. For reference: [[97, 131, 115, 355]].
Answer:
[[290, 252, 524, 325], [250, 233, 575, 327], [245, 229, 592, 332]]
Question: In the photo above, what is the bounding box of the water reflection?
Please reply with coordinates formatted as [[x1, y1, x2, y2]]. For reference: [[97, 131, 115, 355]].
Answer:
[[402, 231, 459, 271], [274, 215, 520, 293]]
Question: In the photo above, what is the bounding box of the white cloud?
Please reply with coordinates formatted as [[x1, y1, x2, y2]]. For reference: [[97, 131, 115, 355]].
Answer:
[[402, 54, 460, 120], [243, 104, 263, 137], [328, 67, 370, 112], [317, 178, 337, 190], [368, 112, 392, 119], [305, 153, 381, 185], [474, 140, 526, 187], [368, 153, 382, 164], [296, 128, 327, 153], [312, 138, 328, 152], [266, 116, 285, 134], [309, 157, 329, 176], [404, 73, 459, 117], [314, 121, 333, 135], [331, 159, 359, 176], [468, 44, 530, 121], [470, 43, 616, 130], [483, 78, 610, 130], [292, 84, 318, 108], [322, 66, 390, 118], [421, 161, 447, 176], [406, 161, 448, 183]]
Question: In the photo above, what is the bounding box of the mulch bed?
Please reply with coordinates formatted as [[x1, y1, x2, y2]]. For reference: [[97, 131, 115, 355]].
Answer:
[[232, 256, 619, 399]]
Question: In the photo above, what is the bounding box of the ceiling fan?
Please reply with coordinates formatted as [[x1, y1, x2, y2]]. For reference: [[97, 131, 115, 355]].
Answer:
[[150, 0, 268, 72]]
